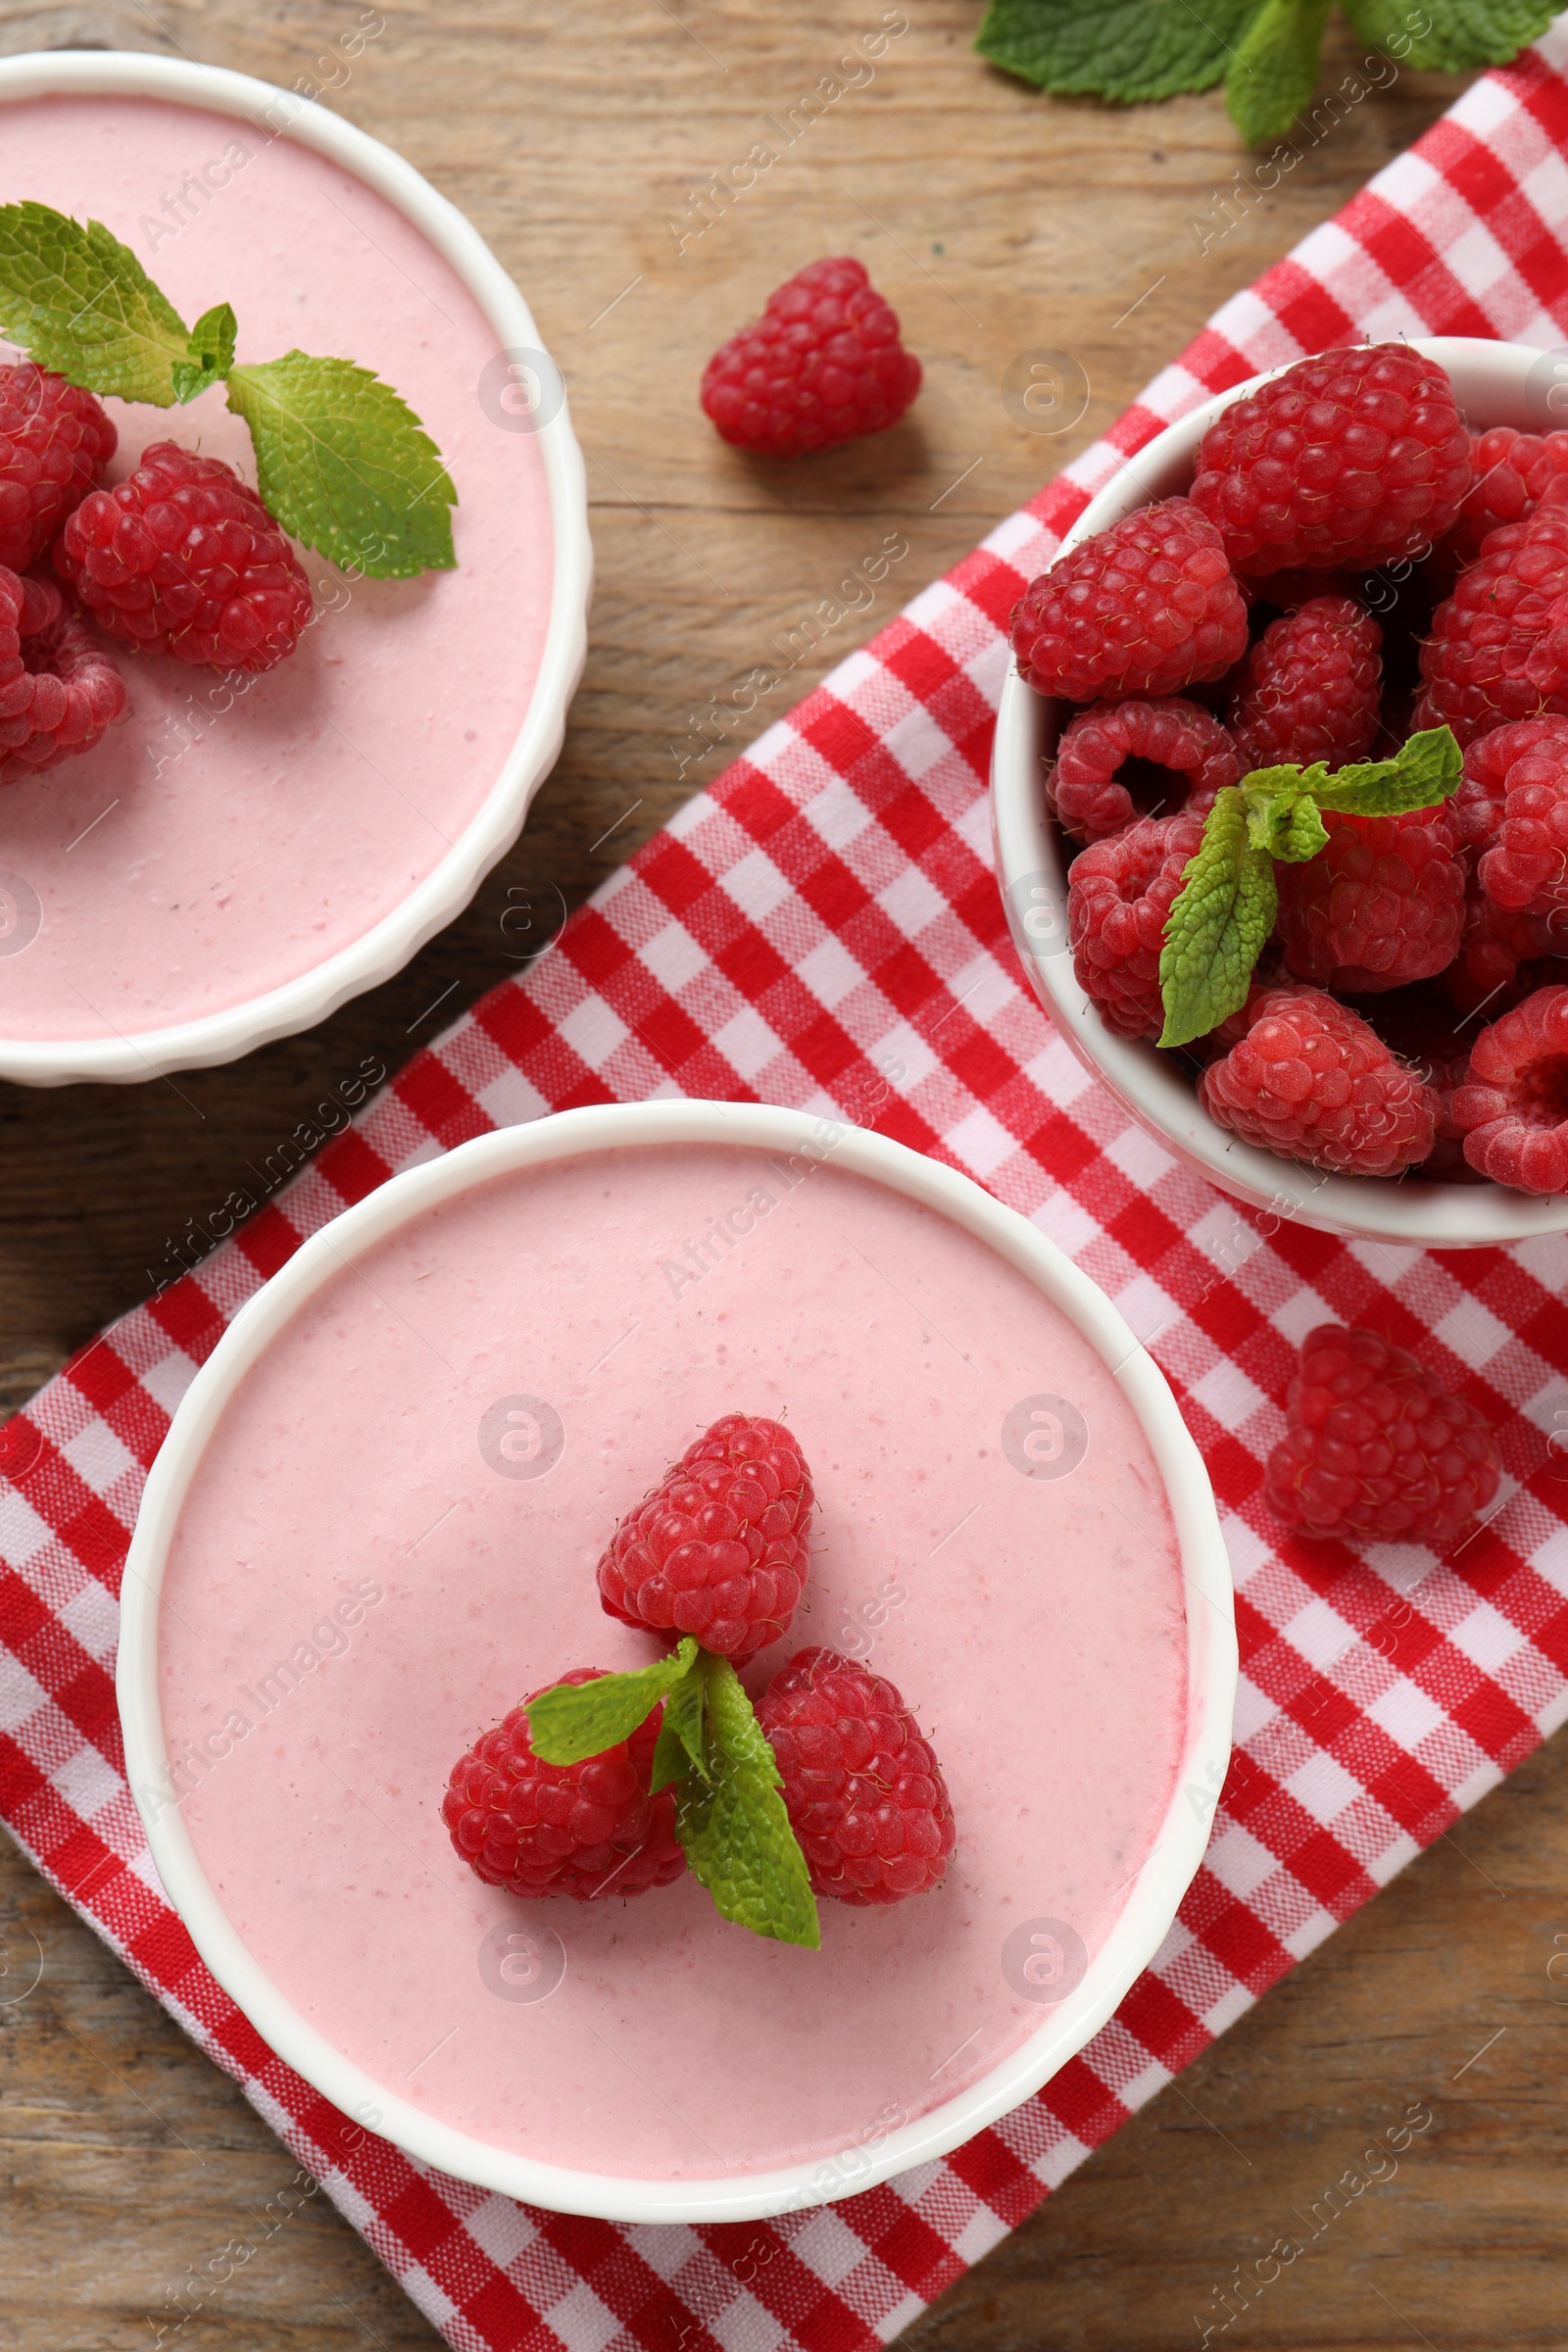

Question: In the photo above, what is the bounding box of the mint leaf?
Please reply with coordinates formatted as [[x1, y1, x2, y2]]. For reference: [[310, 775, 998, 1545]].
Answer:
[[0, 200, 189, 405], [1312, 724, 1462, 815], [1226, 0, 1332, 143], [651, 1661, 708, 1792], [173, 301, 237, 405], [673, 1655, 819, 1949], [225, 351, 456, 578], [1247, 786, 1329, 862], [526, 1637, 700, 1766], [1346, 0, 1556, 70], [976, 0, 1265, 101], [1158, 788, 1279, 1049]]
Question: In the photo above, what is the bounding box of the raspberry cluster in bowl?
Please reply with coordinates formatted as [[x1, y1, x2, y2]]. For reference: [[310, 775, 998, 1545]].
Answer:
[[1010, 342, 1568, 1197]]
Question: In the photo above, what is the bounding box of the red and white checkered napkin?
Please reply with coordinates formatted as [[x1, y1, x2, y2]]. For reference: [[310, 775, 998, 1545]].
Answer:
[[8, 45, 1568, 2352]]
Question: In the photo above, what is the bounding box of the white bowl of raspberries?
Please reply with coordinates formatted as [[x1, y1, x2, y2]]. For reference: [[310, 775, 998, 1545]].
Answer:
[[993, 335, 1568, 1245]]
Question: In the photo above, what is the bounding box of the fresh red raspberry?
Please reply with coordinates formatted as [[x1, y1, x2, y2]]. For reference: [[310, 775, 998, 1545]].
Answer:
[[1010, 498, 1248, 704], [0, 568, 125, 782], [1275, 805, 1466, 994], [598, 1414, 812, 1658], [1263, 1323, 1498, 1543], [1190, 344, 1472, 577], [441, 1670, 685, 1900], [700, 258, 920, 458], [0, 365, 116, 573], [1199, 985, 1438, 1176], [755, 1648, 955, 1905], [1067, 809, 1205, 1041], [1446, 425, 1568, 565], [1450, 984, 1568, 1189], [1442, 880, 1557, 1017], [1227, 596, 1383, 773], [55, 440, 313, 672], [1418, 504, 1568, 746], [1452, 714, 1568, 912], [1051, 695, 1239, 843]]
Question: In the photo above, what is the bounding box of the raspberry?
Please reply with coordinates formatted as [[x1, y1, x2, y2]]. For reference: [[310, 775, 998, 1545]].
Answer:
[[1418, 503, 1568, 746], [1447, 425, 1568, 565], [1227, 596, 1383, 772], [1068, 809, 1205, 1041], [1275, 805, 1466, 993], [1450, 984, 1568, 1189], [0, 365, 116, 573], [598, 1413, 812, 1658], [1051, 695, 1239, 842], [1010, 498, 1248, 704], [1442, 880, 1556, 1017], [700, 258, 920, 458], [1190, 343, 1471, 578], [55, 440, 313, 672], [755, 1648, 955, 1905], [441, 1670, 685, 1899], [0, 568, 125, 782], [1199, 985, 1438, 1176], [1263, 1323, 1498, 1543], [1452, 714, 1568, 912]]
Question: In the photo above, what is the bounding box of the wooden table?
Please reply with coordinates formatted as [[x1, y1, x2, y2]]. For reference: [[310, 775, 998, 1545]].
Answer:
[[3, 5, 1562, 2346]]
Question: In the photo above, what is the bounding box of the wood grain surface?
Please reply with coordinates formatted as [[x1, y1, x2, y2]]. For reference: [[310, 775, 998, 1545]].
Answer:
[[2, 5, 1559, 2348]]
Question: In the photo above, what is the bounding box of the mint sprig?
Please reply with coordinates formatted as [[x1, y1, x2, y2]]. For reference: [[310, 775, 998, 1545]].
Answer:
[[526, 1643, 820, 1949], [1157, 725, 1461, 1050], [977, 0, 1558, 143], [0, 202, 455, 577]]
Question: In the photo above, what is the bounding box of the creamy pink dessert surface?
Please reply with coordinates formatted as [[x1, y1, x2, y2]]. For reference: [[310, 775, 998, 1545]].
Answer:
[[156, 1145, 1189, 2181], [0, 95, 553, 1040]]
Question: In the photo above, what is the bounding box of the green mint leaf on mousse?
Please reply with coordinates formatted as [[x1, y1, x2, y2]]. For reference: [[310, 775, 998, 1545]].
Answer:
[[0, 201, 190, 405], [526, 1636, 701, 1765], [1157, 725, 1461, 1050], [674, 1653, 820, 1950], [1346, 0, 1557, 72], [1225, 0, 1332, 145], [975, 0, 1265, 101], [225, 351, 457, 578], [651, 1657, 709, 1791], [172, 301, 238, 405]]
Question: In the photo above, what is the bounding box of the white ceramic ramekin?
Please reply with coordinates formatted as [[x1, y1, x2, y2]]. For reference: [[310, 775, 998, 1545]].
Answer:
[[992, 335, 1568, 1247], [0, 50, 590, 1086], [117, 1098, 1237, 2225]]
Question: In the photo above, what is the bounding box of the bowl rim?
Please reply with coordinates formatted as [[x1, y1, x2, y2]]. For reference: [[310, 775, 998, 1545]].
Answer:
[[991, 332, 1568, 1247], [0, 48, 591, 1087], [116, 1097, 1238, 2224]]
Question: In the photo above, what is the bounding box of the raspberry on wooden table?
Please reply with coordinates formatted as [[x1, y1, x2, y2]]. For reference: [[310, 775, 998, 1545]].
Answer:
[[442, 1671, 685, 1900], [0, 364, 116, 574], [598, 1413, 813, 1658], [1010, 497, 1249, 704], [1453, 713, 1568, 914], [1263, 1323, 1498, 1544], [700, 257, 921, 458], [1417, 504, 1568, 746], [756, 1647, 955, 1905], [1051, 695, 1239, 843], [1189, 343, 1472, 576], [1199, 985, 1439, 1176], [1275, 805, 1467, 994], [55, 440, 313, 672], [1227, 596, 1383, 773], [1450, 984, 1568, 1190], [1067, 809, 1206, 1041], [0, 567, 125, 783]]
